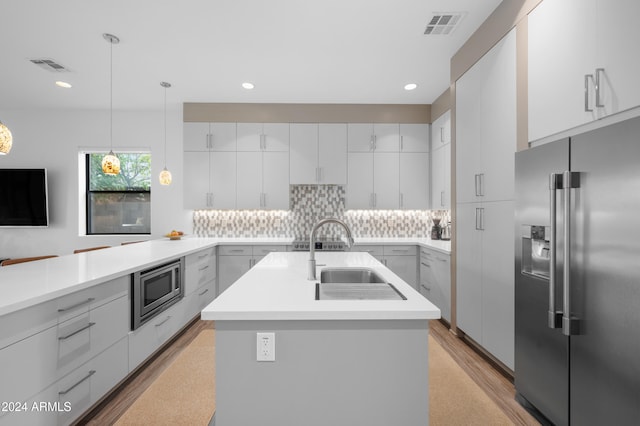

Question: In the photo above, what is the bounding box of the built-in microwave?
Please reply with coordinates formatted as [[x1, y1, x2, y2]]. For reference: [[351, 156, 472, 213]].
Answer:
[[132, 257, 184, 330]]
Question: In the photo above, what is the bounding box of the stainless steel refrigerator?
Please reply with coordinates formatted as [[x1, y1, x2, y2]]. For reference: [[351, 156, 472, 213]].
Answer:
[[514, 116, 640, 425]]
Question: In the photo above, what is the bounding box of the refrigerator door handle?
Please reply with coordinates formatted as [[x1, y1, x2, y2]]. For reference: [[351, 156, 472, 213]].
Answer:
[[562, 170, 581, 336], [548, 173, 563, 329]]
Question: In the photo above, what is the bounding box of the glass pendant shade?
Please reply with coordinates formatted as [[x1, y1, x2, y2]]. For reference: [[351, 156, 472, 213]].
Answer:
[[0, 121, 13, 155], [159, 167, 172, 185], [101, 150, 121, 175]]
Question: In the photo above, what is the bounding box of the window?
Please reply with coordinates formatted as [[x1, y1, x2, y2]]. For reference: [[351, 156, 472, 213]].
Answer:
[[86, 152, 151, 235]]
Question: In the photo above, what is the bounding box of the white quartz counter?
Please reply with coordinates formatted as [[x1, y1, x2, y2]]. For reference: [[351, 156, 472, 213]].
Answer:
[[0, 237, 221, 316], [0, 235, 447, 318], [201, 251, 441, 321]]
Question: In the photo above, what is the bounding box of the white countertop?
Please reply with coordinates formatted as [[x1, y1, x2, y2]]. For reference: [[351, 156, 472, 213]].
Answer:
[[0, 236, 448, 317], [201, 251, 441, 321]]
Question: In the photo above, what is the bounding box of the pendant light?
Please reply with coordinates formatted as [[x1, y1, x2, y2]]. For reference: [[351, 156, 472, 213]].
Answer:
[[101, 33, 121, 175], [158, 81, 172, 185], [0, 121, 12, 155]]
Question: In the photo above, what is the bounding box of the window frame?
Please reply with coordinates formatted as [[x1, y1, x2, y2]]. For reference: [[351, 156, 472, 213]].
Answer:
[[84, 152, 152, 236]]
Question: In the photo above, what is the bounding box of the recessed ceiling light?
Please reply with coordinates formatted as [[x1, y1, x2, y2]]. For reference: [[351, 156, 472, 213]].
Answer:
[[242, 82, 255, 90], [404, 83, 418, 91], [55, 81, 72, 88]]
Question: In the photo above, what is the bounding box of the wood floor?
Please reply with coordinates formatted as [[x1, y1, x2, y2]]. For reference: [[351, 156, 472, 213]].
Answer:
[[79, 319, 538, 425]]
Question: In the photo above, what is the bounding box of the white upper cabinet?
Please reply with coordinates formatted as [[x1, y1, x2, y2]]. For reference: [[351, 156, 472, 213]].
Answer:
[[457, 29, 516, 204], [290, 123, 319, 185], [528, 0, 640, 142], [373, 153, 400, 209], [347, 153, 374, 209], [318, 123, 347, 184], [290, 123, 347, 185], [400, 153, 429, 209], [183, 122, 211, 151], [399, 124, 429, 152], [262, 152, 290, 209], [430, 110, 451, 209], [236, 152, 263, 209], [347, 124, 400, 152], [237, 123, 289, 152], [184, 122, 237, 151]]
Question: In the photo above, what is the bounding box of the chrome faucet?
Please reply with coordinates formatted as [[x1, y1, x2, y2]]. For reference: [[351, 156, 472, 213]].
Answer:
[[308, 218, 355, 280]]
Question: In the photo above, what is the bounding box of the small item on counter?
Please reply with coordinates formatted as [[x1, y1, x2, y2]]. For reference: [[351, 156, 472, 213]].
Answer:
[[441, 221, 451, 241], [431, 219, 442, 240], [165, 230, 184, 240]]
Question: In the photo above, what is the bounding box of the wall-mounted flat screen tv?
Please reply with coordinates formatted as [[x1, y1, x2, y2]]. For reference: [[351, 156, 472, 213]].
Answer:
[[0, 168, 49, 227]]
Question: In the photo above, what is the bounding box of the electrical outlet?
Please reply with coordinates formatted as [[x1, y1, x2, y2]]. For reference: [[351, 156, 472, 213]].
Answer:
[[256, 332, 275, 362]]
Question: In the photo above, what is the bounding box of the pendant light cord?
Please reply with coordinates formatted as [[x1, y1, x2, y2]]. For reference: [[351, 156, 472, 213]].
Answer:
[[164, 85, 167, 168], [109, 37, 113, 151]]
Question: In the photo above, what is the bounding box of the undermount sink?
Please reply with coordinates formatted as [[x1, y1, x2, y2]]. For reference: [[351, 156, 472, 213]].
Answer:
[[320, 267, 387, 284], [315, 267, 406, 301]]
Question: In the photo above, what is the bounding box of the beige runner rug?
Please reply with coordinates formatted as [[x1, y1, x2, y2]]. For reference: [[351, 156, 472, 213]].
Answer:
[[115, 329, 216, 425], [115, 329, 511, 425], [429, 335, 512, 425]]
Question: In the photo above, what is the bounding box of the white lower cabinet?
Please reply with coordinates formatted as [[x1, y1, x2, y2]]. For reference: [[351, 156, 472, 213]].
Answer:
[[419, 247, 451, 322], [128, 301, 184, 369], [351, 245, 418, 290], [183, 278, 216, 323], [456, 201, 514, 369], [217, 245, 287, 295]]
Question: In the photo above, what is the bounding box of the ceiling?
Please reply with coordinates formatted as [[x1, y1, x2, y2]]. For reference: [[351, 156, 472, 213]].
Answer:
[[0, 0, 502, 111]]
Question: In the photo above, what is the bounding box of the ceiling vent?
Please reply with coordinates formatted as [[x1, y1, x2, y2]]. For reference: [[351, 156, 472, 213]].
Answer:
[[424, 12, 466, 35], [29, 58, 70, 72]]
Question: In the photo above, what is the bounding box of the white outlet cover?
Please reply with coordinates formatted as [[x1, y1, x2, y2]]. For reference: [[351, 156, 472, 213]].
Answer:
[[257, 332, 275, 362]]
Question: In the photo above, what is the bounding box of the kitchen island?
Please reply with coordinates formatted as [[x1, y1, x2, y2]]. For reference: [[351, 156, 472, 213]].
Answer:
[[202, 251, 440, 426]]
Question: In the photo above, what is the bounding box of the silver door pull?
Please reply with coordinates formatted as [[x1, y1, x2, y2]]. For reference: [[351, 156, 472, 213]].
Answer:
[[595, 68, 605, 108], [58, 322, 96, 340], [58, 370, 96, 395], [58, 298, 95, 313], [562, 171, 581, 336], [548, 173, 563, 329], [584, 74, 594, 112]]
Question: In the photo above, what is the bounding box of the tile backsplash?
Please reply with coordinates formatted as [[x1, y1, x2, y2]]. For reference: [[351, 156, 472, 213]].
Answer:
[[193, 185, 450, 239]]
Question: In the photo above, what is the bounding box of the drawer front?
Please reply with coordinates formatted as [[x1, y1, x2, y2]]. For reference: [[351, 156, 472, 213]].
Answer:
[[128, 301, 183, 369], [218, 245, 253, 256], [183, 279, 216, 322], [185, 248, 217, 294], [1, 337, 129, 426], [252, 245, 286, 256], [351, 245, 384, 257], [0, 294, 129, 406], [383, 245, 417, 256], [0, 276, 128, 350]]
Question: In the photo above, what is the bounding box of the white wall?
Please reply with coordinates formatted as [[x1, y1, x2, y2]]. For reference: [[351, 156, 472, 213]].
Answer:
[[0, 108, 192, 258]]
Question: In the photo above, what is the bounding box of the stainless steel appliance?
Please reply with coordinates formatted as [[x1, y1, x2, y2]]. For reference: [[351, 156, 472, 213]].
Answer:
[[132, 257, 184, 330], [514, 117, 640, 425]]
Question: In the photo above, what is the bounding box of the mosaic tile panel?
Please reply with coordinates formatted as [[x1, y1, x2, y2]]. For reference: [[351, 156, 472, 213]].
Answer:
[[193, 185, 451, 239]]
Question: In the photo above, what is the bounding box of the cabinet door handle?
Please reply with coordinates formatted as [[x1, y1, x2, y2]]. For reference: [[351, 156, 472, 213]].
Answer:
[[479, 174, 485, 196], [440, 127, 445, 143], [400, 193, 404, 208], [198, 288, 210, 296], [199, 265, 209, 271], [400, 135, 404, 151], [155, 316, 172, 327], [584, 74, 594, 112], [58, 370, 96, 395], [58, 298, 95, 313], [229, 249, 244, 253], [420, 262, 431, 268], [474, 174, 480, 196], [441, 190, 444, 207], [595, 68, 605, 108], [421, 284, 431, 292], [374, 193, 377, 207], [58, 322, 96, 340]]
